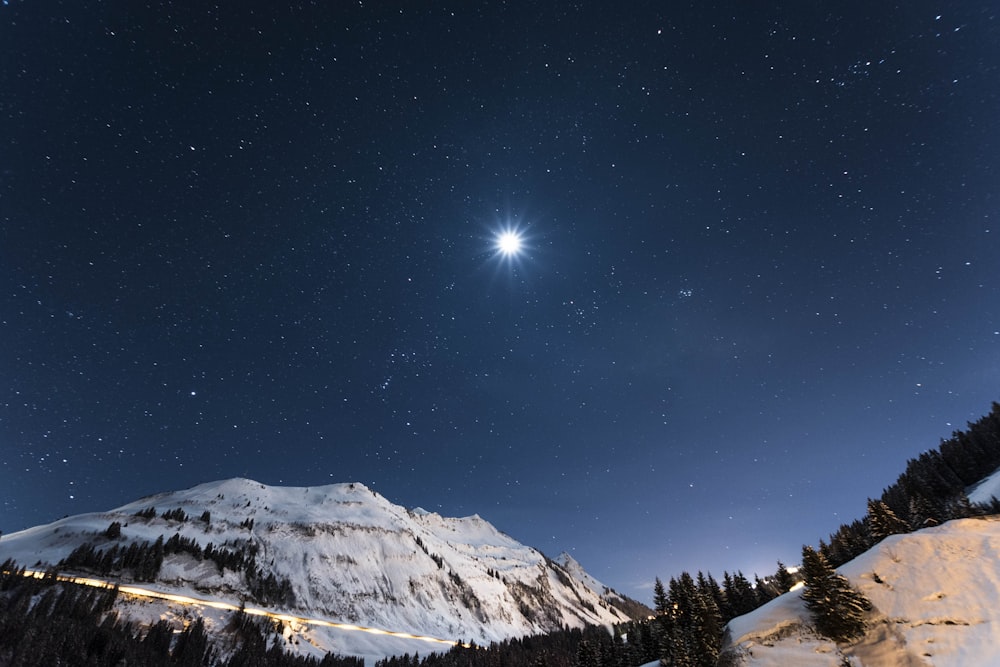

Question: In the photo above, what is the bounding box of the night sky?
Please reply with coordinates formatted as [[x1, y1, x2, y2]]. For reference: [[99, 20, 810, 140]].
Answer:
[[2, 2, 999, 600]]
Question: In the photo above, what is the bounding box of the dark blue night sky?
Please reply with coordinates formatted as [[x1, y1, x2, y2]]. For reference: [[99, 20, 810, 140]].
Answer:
[[2, 2, 999, 599]]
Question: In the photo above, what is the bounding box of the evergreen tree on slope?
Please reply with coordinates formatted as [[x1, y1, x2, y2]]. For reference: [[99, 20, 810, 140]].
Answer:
[[866, 498, 910, 542], [773, 561, 796, 595], [653, 577, 670, 616], [800, 545, 871, 642]]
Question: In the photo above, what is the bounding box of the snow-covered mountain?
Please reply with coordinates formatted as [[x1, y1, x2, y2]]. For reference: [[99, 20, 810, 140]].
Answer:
[[0, 478, 635, 663], [721, 515, 1000, 666]]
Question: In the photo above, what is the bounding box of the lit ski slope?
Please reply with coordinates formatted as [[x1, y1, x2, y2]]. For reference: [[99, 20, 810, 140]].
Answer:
[[16, 567, 464, 649]]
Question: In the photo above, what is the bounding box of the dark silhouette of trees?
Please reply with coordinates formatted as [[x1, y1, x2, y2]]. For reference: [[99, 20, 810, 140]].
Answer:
[[0, 561, 362, 666], [866, 499, 910, 542], [104, 521, 122, 539], [374, 624, 624, 667], [772, 561, 796, 595], [721, 571, 756, 619], [817, 402, 1000, 567], [162, 507, 189, 522], [652, 577, 668, 615]]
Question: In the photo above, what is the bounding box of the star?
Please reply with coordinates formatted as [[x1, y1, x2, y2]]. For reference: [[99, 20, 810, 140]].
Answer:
[[495, 229, 524, 258]]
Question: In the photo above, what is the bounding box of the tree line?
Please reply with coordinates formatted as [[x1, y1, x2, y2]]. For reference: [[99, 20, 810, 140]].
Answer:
[[59, 526, 294, 607], [821, 401, 1000, 568]]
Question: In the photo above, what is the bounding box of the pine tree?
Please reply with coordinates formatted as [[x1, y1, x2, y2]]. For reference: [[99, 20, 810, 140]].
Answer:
[[104, 521, 122, 540], [800, 545, 871, 642], [632, 618, 656, 665], [947, 492, 979, 520], [700, 572, 727, 618], [172, 617, 211, 664], [691, 582, 723, 667], [653, 576, 670, 615], [142, 619, 173, 657], [866, 498, 910, 542], [773, 561, 795, 595], [574, 639, 600, 667], [753, 574, 777, 607], [825, 519, 873, 567], [723, 571, 756, 617], [657, 572, 722, 667], [907, 493, 942, 531]]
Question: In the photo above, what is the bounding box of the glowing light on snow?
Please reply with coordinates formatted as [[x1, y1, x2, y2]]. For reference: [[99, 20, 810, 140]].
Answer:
[[14, 568, 467, 648]]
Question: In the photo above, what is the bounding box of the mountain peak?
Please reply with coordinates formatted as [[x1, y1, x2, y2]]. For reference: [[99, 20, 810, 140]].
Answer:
[[0, 478, 635, 662]]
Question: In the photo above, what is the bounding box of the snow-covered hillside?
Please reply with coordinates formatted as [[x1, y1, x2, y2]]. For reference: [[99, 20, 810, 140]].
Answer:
[[0, 478, 632, 663], [969, 466, 1000, 505], [722, 516, 1000, 666]]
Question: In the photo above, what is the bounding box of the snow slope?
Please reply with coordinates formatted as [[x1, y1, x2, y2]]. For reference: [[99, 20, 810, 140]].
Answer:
[[969, 466, 1000, 505], [0, 478, 630, 663], [722, 516, 1000, 666]]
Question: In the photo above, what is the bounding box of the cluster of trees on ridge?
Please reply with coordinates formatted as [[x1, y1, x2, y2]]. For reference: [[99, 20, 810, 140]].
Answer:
[[820, 401, 1000, 568], [58, 509, 296, 607]]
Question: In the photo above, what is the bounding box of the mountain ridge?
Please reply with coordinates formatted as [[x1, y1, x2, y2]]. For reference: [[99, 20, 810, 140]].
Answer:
[[0, 477, 645, 663]]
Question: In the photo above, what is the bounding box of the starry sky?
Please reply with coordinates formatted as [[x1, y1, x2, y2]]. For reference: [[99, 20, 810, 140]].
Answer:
[[2, 2, 999, 600]]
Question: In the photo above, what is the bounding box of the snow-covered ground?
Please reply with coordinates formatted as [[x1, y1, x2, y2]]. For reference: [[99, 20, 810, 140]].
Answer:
[[723, 516, 1000, 666], [969, 466, 1000, 505]]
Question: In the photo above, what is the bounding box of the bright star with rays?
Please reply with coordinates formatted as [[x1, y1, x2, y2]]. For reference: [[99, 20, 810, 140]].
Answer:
[[496, 229, 524, 257], [483, 216, 537, 279]]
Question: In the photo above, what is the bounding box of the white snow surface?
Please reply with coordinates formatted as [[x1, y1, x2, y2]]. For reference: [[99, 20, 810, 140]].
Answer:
[[722, 516, 1000, 666], [969, 466, 1000, 505], [0, 478, 627, 664], [558, 551, 613, 597]]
